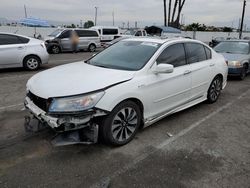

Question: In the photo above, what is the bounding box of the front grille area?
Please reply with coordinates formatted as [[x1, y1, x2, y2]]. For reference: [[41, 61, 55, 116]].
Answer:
[[27, 91, 49, 112]]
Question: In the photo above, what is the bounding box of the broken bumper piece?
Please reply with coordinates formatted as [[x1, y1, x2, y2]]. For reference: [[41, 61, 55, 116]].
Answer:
[[24, 97, 107, 145]]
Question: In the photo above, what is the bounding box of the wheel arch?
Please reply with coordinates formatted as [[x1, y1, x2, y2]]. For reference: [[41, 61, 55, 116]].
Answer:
[[89, 43, 96, 48], [108, 97, 145, 127], [243, 62, 249, 69]]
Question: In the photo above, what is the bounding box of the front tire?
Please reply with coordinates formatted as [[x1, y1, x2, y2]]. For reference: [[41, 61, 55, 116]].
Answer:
[[88, 44, 96, 52], [207, 76, 222, 103], [23, 56, 40, 70], [239, 65, 247, 80], [99, 101, 141, 146], [50, 45, 60, 54]]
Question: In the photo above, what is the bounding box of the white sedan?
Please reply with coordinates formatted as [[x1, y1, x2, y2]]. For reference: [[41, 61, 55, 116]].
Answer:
[[24, 38, 228, 146], [0, 32, 49, 70]]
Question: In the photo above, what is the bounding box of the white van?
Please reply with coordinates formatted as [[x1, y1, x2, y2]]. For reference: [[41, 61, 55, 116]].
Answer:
[[91, 26, 120, 44]]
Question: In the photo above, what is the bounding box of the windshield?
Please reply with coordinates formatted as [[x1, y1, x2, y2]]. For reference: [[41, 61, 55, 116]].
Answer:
[[48, 29, 63, 37], [124, 30, 136, 35], [87, 41, 161, 71], [214, 41, 250, 54]]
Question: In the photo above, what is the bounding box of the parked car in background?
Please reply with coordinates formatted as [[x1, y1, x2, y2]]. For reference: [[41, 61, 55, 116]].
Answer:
[[209, 37, 225, 47], [0, 32, 49, 70], [123, 29, 148, 37], [24, 38, 227, 146], [103, 29, 148, 48], [103, 36, 131, 48], [214, 40, 250, 80], [91, 26, 120, 45], [45, 29, 101, 54]]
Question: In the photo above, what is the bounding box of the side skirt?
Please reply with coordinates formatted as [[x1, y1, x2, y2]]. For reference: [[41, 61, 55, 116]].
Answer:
[[144, 95, 207, 128]]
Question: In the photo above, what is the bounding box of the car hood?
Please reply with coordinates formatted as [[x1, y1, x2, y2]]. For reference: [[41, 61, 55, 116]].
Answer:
[[44, 36, 55, 41], [220, 53, 249, 62], [27, 61, 135, 99]]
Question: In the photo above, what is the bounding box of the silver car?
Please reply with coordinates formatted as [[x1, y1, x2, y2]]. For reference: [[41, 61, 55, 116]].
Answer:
[[45, 29, 101, 54], [0, 32, 49, 70], [214, 40, 250, 80]]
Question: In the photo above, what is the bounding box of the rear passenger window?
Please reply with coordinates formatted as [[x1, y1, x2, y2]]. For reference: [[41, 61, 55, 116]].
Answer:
[[157, 43, 187, 67], [204, 46, 212, 59], [76, 30, 98, 37], [103, 29, 118, 35], [185, 43, 207, 63], [0, 34, 23, 45]]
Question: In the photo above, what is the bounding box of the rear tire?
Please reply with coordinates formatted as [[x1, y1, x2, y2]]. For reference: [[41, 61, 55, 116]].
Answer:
[[99, 101, 141, 146], [23, 56, 41, 70], [207, 76, 222, 104], [88, 44, 96, 52]]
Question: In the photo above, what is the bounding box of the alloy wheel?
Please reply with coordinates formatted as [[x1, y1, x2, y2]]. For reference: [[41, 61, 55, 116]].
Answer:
[[111, 107, 138, 142], [52, 46, 60, 54], [26, 58, 39, 70], [209, 78, 222, 102]]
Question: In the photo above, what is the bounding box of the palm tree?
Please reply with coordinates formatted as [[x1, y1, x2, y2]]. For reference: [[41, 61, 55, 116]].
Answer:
[[163, 0, 167, 26], [168, 0, 172, 26]]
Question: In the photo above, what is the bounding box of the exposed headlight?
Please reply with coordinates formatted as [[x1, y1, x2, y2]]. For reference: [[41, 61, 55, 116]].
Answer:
[[228, 61, 242, 68], [49, 91, 105, 112]]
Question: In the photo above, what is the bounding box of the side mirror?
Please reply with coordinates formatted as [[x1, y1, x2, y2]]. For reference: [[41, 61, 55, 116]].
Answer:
[[152, 63, 174, 74]]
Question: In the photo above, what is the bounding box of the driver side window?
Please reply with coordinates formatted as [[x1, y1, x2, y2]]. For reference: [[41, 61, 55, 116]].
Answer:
[[157, 43, 187, 67], [58, 30, 71, 39]]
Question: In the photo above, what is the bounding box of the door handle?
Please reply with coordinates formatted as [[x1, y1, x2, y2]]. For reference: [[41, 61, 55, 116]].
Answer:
[[210, 63, 215, 67], [17, 46, 24, 50], [184, 70, 192, 75]]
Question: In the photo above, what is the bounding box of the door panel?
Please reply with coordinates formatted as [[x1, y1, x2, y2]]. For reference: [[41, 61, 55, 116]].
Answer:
[[184, 43, 213, 99], [189, 60, 211, 99], [0, 34, 26, 66], [142, 64, 192, 119], [60, 38, 71, 50]]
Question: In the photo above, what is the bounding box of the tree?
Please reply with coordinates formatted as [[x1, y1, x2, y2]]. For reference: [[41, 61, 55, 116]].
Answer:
[[168, 0, 172, 25], [164, 0, 186, 29], [223, 27, 233, 32], [84, 20, 94, 28]]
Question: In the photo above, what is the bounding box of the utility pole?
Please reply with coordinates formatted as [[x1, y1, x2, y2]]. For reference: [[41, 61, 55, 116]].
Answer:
[[135, 21, 138, 28], [24, 5, 27, 18], [94, 7, 98, 26], [239, 0, 246, 39], [112, 10, 114, 26], [181, 14, 184, 25], [80, 20, 83, 28]]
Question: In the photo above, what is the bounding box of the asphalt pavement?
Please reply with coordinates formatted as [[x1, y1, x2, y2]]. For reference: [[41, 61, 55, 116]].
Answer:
[[0, 52, 250, 188]]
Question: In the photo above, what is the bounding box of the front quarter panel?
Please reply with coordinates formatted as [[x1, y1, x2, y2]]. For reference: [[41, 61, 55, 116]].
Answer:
[[95, 76, 150, 119]]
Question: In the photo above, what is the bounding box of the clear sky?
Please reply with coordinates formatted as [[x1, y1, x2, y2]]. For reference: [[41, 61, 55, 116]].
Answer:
[[1, 0, 249, 28]]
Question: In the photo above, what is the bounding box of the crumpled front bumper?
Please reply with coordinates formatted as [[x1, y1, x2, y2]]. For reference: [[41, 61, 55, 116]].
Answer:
[[24, 97, 107, 131], [24, 96, 107, 145]]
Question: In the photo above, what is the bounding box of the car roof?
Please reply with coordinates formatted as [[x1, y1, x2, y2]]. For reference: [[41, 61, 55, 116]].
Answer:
[[123, 37, 202, 45], [220, 39, 250, 43], [0, 32, 31, 39]]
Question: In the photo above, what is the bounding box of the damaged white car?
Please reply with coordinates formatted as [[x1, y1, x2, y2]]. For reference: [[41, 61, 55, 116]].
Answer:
[[24, 38, 228, 146]]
